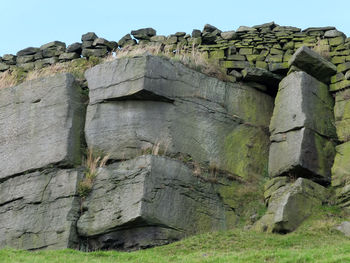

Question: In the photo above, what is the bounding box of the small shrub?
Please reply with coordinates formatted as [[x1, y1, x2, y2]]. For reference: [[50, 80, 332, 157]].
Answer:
[[78, 148, 109, 198]]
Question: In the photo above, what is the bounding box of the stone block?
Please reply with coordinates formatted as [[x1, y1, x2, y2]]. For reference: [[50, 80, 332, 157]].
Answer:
[[77, 155, 227, 250], [0, 169, 81, 250], [269, 128, 336, 183], [288, 46, 336, 83], [334, 89, 350, 141], [254, 178, 328, 233], [0, 73, 85, 180]]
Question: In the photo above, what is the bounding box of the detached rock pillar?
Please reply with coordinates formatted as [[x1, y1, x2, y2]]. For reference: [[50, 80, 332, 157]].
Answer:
[[255, 46, 336, 233], [269, 46, 337, 184]]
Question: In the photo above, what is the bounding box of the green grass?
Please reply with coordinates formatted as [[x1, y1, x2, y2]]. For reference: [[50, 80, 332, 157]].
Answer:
[[1, 206, 349, 263]]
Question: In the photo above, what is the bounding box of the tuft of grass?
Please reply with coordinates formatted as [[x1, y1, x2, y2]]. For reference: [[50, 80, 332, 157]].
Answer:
[[78, 148, 109, 198], [0, 67, 27, 89]]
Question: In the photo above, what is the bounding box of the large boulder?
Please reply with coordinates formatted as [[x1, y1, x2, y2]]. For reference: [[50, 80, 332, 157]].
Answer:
[[0, 169, 82, 250], [270, 71, 336, 138], [254, 178, 328, 233], [77, 155, 228, 251], [269, 128, 336, 183], [84, 56, 274, 178], [241, 67, 283, 90], [288, 46, 336, 84], [0, 73, 85, 180]]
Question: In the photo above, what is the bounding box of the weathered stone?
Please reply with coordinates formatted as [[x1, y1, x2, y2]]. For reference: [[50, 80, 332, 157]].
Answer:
[[226, 54, 246, 61], [34, 57, 58, 69], [331, 72, 345, 83], [324, 30, 345, 38], [0, 169, 81, 250], [288, 46, 336, 83], [67, 42, 82, 53], [40, 41, 66, 51], [77, 155, 228, 250], [82, 47, 108, 58], [220, 31, 237, 40], [334, 89, 350, 141], [191, 29, 201, 38], [330, 80, 350, 92], [0, 73, 85, 180], [17, 62, 35, 71], [150, 35, 166, 42], [16, 47, 40, 56], [84, 56, 273, 177], [241, 67, 283, 89], [118, 34, 136, 47], [266, 55, 283, 63], [254, 178, 328, 233], [228, 69, 243, 80], [269, 128, 336, 183], [329, 36, 345, 46], [337, 62, 350, 73], [16, 55, 35, 64], [270, 72, 336, 138], [92, 38, 114, 50], [131, 28, 156, 40], [0, 62, 10, 71], [268, 62, 289, 74], [59, 52, 80, 61], [221, 60, 252, 69], [81, 32, 98, 41], [2, 54, 16, 65], [202, 24, 219, 33]]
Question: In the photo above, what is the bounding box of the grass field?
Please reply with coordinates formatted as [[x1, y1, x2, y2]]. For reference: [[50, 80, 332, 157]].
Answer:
[[1, 206, 349, 263]]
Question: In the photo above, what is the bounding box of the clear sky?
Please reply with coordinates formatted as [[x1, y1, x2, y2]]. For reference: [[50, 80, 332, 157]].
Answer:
[[1, 0, 350, 56]]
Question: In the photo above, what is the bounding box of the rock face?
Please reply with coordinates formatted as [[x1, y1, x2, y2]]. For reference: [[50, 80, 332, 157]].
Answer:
[[85, 56, 273, 178], [0, 73, 85, 181], [268, 71, 336, 183], [77, 155, 227, 251], [254, 177, 328, 233], [0, 169, 82, 250]]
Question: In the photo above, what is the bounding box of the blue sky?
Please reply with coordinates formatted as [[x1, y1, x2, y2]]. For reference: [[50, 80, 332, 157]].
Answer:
[[1, 0, 349, 56]]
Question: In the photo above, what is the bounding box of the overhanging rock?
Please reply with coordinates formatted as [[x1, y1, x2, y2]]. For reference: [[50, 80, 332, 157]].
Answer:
[[84, 56, 273, 178], [77, 155, 228, 251]]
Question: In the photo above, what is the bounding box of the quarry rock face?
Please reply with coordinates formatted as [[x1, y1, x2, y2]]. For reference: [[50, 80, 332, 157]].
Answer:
[[0, 73, 85, 181], [77, 155, 227, 250], [85, 56, 273, 179]]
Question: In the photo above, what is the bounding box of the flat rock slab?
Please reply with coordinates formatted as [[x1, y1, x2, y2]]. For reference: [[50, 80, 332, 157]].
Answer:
[[331, 141, 350, 188], [0, 169, 81, 250], [335, 221, 350, 237], [269, 128, 336, 183], [77, 155, 228, 251], [270, 71, 336, 139], [288, 46, 336, 84], [0, 73, 85, 180], [254, 178, 328, 233]]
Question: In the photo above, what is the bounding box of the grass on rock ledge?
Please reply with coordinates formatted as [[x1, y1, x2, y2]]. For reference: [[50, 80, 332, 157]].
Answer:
[[1, 206, 350, 263]]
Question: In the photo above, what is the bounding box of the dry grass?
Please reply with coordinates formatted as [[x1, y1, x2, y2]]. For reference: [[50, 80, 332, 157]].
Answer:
[[78, 148, 109, 198]]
